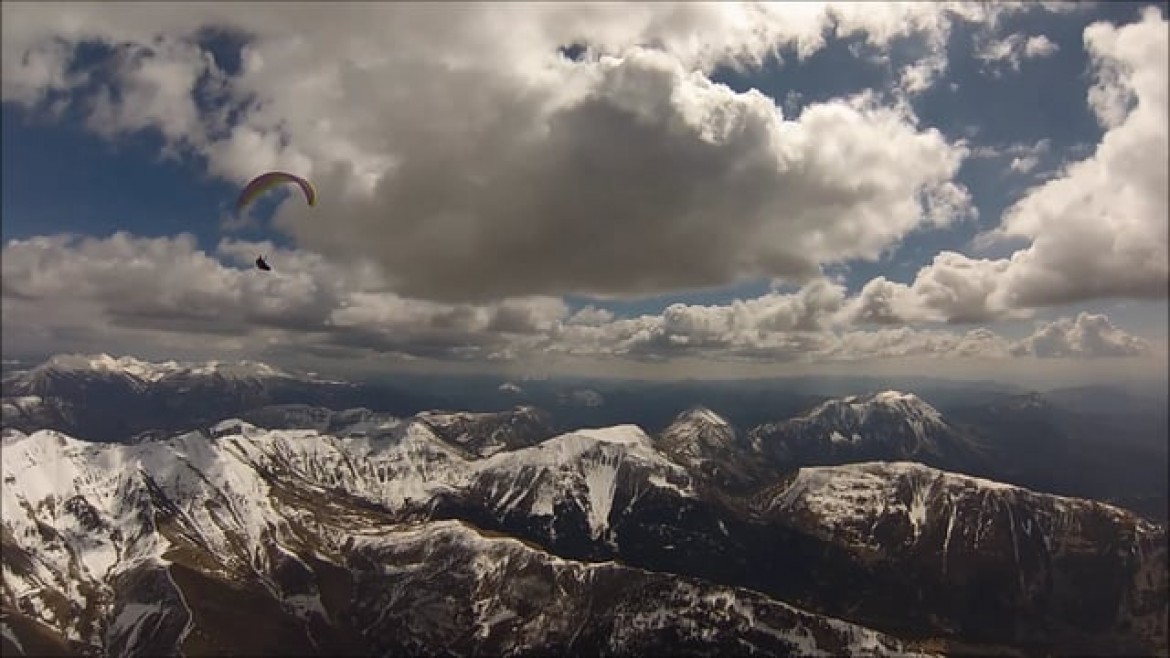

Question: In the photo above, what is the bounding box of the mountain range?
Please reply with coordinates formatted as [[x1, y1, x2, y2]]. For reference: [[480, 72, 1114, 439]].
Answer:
[[10, 353, 1163, 520], [1, 354, 1166, 656]]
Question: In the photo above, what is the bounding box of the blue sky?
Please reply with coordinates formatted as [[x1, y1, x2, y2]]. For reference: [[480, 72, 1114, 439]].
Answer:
[[1, 2, 1166, 383]]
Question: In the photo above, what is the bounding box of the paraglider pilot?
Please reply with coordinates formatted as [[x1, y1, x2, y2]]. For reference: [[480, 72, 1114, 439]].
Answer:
[[255, 255, 272, 271]]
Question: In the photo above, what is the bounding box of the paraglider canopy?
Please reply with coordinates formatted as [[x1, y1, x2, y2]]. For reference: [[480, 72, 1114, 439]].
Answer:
[[233, 171, 315, 274], [235, 171, 316, 215]]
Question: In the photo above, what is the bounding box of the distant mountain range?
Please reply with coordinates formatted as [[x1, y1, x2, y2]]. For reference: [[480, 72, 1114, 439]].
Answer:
[[1, 354, 436, 443], [1, 353, 1166, 655]]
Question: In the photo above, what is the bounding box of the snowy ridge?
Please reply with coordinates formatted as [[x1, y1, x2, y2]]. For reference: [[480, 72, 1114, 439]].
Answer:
[[763, 461, 1159, 557], [238, 405, 402, 438], [753, 459, 1167, 652], [43, 354, 177, 382], [869, 391, 945, 422], [20, 353, 306, 384], [225, 419, 473, 508]]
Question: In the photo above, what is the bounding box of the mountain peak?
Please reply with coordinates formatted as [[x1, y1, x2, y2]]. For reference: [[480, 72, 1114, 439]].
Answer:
[[675, 406, 731, 427], [870, 390, 921, 403], [847, 389, 936, 409], [659, 406, 738, 469], [752, 390, 977, 469], [758, 459, 1159, 559], [805, 390, 945, 427]]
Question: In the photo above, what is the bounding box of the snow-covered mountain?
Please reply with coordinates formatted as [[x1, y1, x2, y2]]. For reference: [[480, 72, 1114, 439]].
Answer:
[[0, 424, 928, 657], [750, 391, 991, 473], [2, 355, 1166, 655], [658, 407, 738, 466], [3, 417, 1165, 656]]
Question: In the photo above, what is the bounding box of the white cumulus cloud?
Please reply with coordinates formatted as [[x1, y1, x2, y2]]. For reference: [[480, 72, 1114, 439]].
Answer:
[[0, 2, 1082, 304], [859, 9, 1168, 324], [1011, 312, 1152, 358]]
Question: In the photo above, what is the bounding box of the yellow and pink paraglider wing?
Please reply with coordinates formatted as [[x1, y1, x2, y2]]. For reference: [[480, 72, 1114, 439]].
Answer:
[[234, 171, 317, 214]]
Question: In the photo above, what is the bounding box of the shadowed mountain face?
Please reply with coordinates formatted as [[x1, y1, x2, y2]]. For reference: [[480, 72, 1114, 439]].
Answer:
[[943, 392, 1169, 522]]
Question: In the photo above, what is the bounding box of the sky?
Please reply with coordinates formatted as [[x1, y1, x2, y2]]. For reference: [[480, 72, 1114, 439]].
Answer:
[[1, 1, 1167, 386]]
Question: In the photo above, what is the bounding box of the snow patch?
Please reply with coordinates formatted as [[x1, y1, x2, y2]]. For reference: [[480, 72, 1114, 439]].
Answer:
[[908, 481, 929, 540], [648, 473, 694, 498], [0, 622, 23, 655], [582, 452, 622, 539], [828, 430, 862, 445]]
